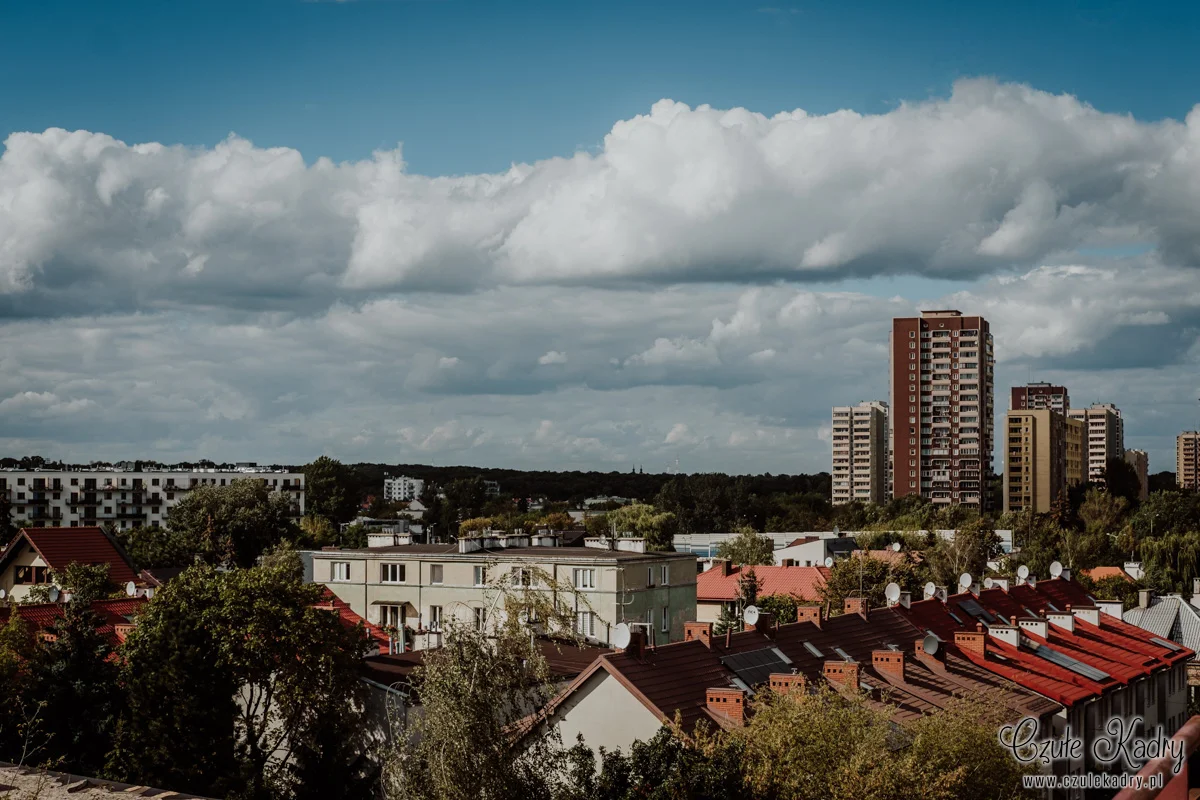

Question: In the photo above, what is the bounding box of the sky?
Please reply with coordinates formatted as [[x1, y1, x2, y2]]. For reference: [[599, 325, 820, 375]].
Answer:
[[1, 0, 1199, 475]]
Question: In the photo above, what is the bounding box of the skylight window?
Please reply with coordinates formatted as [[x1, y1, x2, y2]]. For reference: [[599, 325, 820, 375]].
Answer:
[[803, 642, 824, 658]]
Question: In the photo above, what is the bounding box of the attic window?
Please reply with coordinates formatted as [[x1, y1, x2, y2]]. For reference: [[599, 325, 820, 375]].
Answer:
[[803, 642, 823, 658]]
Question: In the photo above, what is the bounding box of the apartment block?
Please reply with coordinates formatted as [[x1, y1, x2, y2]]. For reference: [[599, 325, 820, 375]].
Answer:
[[889, 310, 994, 508], [1010, 381, 1070, 414], [1180, 432, 1200, 491], [0, 468, 305, 531], [1067, 403, 1124, 484], [1004, 409, 1072, 514], [831, 400, 888, 505], [382, 475, 425, 503], [1125, 449, 1150, 501], [306, 534, 697, 649]]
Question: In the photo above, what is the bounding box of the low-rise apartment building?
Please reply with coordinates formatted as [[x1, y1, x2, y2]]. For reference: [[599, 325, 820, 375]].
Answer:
[[831, 401, 889, 505], [0, 467, 305, 530], [306, 534, 697, 649], [382, 475, 424, 502]]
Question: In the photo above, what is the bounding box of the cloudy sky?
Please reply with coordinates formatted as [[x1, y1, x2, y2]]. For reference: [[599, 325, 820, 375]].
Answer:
[[2, 0, 1199, 474]]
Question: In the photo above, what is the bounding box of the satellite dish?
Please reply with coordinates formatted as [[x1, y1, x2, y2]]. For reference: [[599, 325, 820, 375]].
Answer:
[[983, 577, 993, 589], [824, 556, 834, 568], [125, 581, 137, 597], [884, 582, 901, 603], [1049, 561, 1063, 578], [923, 582, 936, 598], [958, 572, 973, 589], [48, 587, 60, 603], [922, 634, 940, 655], [743, 605, 760, 626], [1017, 565, 1030, 580], [0, 589, 6, 600], [833, 526, 840, 536], [145, 588, 155, 600], [892, 542, 902, 552], [612, 622, 631, 650]]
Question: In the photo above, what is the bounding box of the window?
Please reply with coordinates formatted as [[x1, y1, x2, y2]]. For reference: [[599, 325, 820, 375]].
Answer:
[[474, 608, 487, 631], [661, 606, 669, 633], [152, 478, 160, 486], [573, 568, 595, 590], [70, 478, 78, 486], [16, 478, 23, 486], [14, 566, 49, 585], [428, 606, 443, 632], [166, 492, 174, 500], [661, 565, 670, 586], [512, 568, 532, 587], [380, 563, 405, 583], [430, 564, 444, 585], [474, 566, 487, 586], [331, 562, 351, 582], [575, 611, 595, 637], [645, 608, 655, 629], [380, 604, 405, 629]]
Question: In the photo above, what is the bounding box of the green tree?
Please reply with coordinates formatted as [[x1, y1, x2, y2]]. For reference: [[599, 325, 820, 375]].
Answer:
[[109, 562, 372, 799], [714, 529, 775, 566], [297, 514, 338, 548], [0, 492, 16, 542], [165, 480, 299, 568], [1078, 488, 1130, 536], [757, 593, 801, 625], [607, 503, 677, 551], [925, 519, 1001, 587], [715, 568, 761, 635], [0, 608, 39, 765], [1101, 458, 1143, 507], [302, 456, 356, 523], [573, 726, 745, 800], [117, 525, 192, 570], [821, 554, 921, 614]]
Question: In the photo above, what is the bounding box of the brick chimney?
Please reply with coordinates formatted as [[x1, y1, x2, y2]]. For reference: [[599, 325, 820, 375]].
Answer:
[[624, 628, 646, 659], [768, 672, 806, 695], [684, 621, 714, 648], [843, 596, 868, 618], [872, 650, 906, 682], [913, 636, 945, 665], [705, 687, 746, 725], [796, 605, 823, 628], [715, 559, 732, 577], [823, 660, 861, 688], [953, 624, 987, 656], [745, 611, 777, 635], [1138, 589, 1153, 609]]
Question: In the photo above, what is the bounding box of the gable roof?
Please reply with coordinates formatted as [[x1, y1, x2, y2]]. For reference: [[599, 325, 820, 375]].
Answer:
[[0, 527, 140, 586], [1082, 566, 1134, 583], [697, 564, 829, 602], [0, 597, 147, 647], [1124, 595, 1200, 653]]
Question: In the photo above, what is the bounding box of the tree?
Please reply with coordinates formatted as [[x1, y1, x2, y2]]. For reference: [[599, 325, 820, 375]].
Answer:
[[0, 608, 39, 765], [1102, 458, 1143, 507], [302, 456, 356, 523], [117, 525, 192, 570], [757, 593, 800, 625], [297, 514, 338, 548], [165, 480, 299, 568], [821, 554, 922, 614], [606, 504, 678, 551], [714, 529, 775, 566], [572, 726, 745, 800], [0, 492, 16, 542], [109, 562, 373, 799], [458, 517, 493, 534], [1078, 488, 1130, 536], [715, 568, 761, 635], [540, 512, 574, 530], [925, 519, 1001, 587]]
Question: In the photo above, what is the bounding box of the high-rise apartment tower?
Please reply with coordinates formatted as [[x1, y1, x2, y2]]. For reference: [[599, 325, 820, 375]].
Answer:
[[1011, 382, 1070, 414], [1179, 433, 1200, 491], [1067, 403, 1124, 484], [831, 401, 889, 505]]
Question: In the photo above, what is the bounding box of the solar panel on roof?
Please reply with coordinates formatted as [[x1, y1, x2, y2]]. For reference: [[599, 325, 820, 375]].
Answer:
[[958, 598, 996, 623], [834, 647, 855, 662], [720, 647, 793, 688], [1151, 636, 1183, 652], [1031, 643, 1111, 682], [803, 641, 823, 658]]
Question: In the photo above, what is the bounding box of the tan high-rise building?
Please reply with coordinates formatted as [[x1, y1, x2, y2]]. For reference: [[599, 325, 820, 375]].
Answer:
[[831, 401, 889, 505], [1004, 409, 1072, 514], [1011, 382, 1070, 414], [890, 310, 994, 508], [1067, 403, 1124, 484], [1065, 416, 1085, 488], [1179, 433, 1200, 491], [1124, 449, 1149, 501]]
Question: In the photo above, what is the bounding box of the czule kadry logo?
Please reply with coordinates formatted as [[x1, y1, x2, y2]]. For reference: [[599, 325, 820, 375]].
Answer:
[[1000, 716, 1185, 775]]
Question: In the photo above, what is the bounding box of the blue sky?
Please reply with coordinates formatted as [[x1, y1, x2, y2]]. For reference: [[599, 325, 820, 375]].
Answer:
[[1, 0, 1199, 474], [4, 0, 1199, 176]]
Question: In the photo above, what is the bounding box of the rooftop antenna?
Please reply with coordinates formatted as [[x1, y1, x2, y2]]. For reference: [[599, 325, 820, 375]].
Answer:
[[1049, 561, 1063, 578], [743, 605, 760, 626], [884, 582, 901, 605], [48, 587, 60, 603], [611, 622, 631, 650], [125, 581, 137, 597]]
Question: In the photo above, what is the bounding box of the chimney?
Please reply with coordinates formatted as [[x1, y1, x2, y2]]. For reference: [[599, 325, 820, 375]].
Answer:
[[824, 660, 861, 688], [953, 624, 987, 656], [1193, 577, 1200, 599], [872, 650, 906, 682], [684, 621, 714, 648], [1018, 617, 1049, 638], [717, 559, 732, 577], [844, 597, 869, 618], [705, 688, 746, 725], [768, 672, 806, 695], [796, 605, 823, 628], [897, 591, 912, 609], [1046, 611, 1074, 633], [1071, 606, 1100, 627], [624, 628, 646, 659], [1138, 589, 1153, 609], [1096, 600, 1124, 620], [987, 625, 1019, 648], [913, 636, 945, 665], [745, 611, 777, 636], [1060, 567, 1072, 581]]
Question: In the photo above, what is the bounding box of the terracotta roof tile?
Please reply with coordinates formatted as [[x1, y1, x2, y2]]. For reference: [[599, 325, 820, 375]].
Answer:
[[697, 564, 829, 602], [1082, 566, 1134, 583], [1, 527, 139, 586]]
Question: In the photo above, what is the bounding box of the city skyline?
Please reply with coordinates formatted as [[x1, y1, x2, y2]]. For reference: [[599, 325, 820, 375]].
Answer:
[[2, 2, 1200, 474]]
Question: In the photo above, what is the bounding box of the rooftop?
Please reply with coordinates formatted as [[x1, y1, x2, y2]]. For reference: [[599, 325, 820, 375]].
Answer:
[[0, 597, 148, 648], [1, 527, 140, 586], [308, 543, 689, 562], [0, 764, 216, 799], [697, 564, 829, 603]]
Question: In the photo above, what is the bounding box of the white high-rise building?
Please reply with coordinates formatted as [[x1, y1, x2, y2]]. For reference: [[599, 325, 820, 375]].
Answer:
[[1067, 403, 1124, 484], [383, 475, 425, 503], [831, 401, 889, 505]]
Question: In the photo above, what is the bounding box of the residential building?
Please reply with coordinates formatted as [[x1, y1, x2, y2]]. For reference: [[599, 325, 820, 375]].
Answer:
[[889, 310, 994, 508], [1123, 581, 1200, 699], [0, 526, 143, 601], [831, 400, 889, 505], [306, 534, 697, 649], [695, 562, 829, 623], [771, 535, 860, 568], [483, 479, 501, 496], [1179, 432, 1200, 491], [1067, 403, 1124, 484], [382, 475, 425, 503], [583, 495, 633, 508], [0, 595, 148, 646], [1003, 409, 1072, 514], [0, 467, 305, 530], [1125, 449, 1150, 501], [1010, 382, 1070, 414], [534, 574, 1191, 784], [1065, 415, 1085, 487]]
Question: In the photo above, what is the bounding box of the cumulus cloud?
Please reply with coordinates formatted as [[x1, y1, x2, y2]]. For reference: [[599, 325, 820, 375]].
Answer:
[[538, 350, 568, 365]]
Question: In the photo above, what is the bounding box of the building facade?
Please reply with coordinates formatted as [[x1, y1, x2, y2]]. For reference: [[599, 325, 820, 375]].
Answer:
[[830, 401, 889, 505], [382, 475, 425, 503], [306, 537, 697, 649], [889, 310, 994, 508], [1124, 449, 1150, 501], [1067, 403, 1124, 485], [1004, 409, 1072, 514], [0, 468, 305, 530], [1010, 382, 1070, 414], [1180, 432, 1200, 491]]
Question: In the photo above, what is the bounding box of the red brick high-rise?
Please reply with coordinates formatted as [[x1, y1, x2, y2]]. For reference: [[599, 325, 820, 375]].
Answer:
[[890, 310, 994, 508]]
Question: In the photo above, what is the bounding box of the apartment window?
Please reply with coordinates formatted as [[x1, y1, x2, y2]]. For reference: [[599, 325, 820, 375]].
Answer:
[[512, 568, 532, 587], [909, 331, 915, 338], [430, 564, 444, 585], [428, 606, 443, 632], [121, 479, 127, 487], [661, 606, 669, 633], [16, 479, 23, 486], [647, 567, 656, 588], [474, 608, 487, 631], [661, 565, 670, 586], [573, 568, 596, 590], [645, 608, 655, 629], [380, 604, 405, 629], [152, 478, 160, 486], [14, 566, 49, 585], [909, 438, 916, 445], [16, 493, 24, 501], [474, 566, 487, 586], [331, 562, 351, 582], [70, 478, 78, 486], [380, 563, 405, 583], [575, 611, 595, 637], [909, 342, 916, 349], [104, 506, 112, 514], [166, 492, 174, 500]]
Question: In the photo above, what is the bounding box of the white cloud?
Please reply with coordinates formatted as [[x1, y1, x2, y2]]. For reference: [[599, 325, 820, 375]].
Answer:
[[538, 350, 568, 365], [664, 423, 693, 445]]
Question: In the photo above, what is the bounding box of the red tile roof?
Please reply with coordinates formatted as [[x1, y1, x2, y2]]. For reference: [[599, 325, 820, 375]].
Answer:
[[315, 588, 396, 655], [1, 527, 139, 586], [697, 564, 829, 602], [1082, 566, 1134, 583], [0, 597, 147, 648]]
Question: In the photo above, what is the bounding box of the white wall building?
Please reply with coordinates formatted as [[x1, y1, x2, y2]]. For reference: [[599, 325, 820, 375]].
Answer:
[[383, 475, 425, 503], [1067, 403, 1125, 484], [831, 401, 889, 505]]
